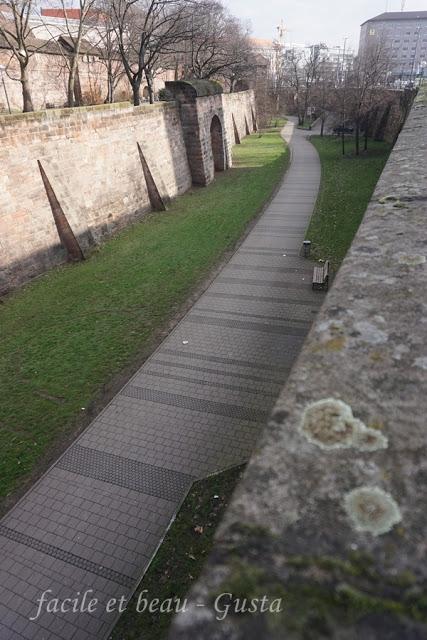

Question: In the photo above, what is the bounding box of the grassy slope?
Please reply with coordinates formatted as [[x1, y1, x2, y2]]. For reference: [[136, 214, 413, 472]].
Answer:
[[109, 465, 245, 640], [306, 136, 391, 268], [0, 126, 288, 499]]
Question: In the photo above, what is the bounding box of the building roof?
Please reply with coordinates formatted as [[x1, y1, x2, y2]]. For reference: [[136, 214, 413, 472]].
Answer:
[[0, 33, 60, 54], [40, 8, 100, 23], [42, 8, 81, 20], [361, 11, 427, 26], [57, 34, 100, 56], [0, 26, 102, 57]]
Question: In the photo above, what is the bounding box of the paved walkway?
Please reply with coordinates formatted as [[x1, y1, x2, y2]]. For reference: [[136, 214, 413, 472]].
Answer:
[[0, 120, 322, 640]]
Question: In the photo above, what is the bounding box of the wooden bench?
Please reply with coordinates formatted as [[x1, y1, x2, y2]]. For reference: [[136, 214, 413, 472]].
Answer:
[[312, 260, 330, 291]]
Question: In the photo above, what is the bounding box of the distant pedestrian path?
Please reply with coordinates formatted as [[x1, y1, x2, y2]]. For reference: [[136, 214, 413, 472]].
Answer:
[[0, 119, 322, 640]]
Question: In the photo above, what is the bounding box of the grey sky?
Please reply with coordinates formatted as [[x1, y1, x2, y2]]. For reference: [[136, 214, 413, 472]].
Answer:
[[225, 0, 427, 50]]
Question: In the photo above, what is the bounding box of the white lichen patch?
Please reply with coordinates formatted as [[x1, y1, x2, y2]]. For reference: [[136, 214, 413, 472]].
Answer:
[[378, 195, 398, 203], [344, 486, 402, 536], [397, 253, 426, 266], [352, 424, 388, 452], [414, 356, 427, 370], [299, 399, 356, 449], [393, 344, 410, 361], [300, 399, 388, 452], [353, 321, 388, 345]]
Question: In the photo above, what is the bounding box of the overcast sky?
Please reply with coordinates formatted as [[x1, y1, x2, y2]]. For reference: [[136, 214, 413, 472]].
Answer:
[[225, 0, 426, 50]]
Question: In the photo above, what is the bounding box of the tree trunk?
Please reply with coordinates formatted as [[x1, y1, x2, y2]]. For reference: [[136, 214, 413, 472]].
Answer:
[[132, 80, 141, 106], [364, 113, 370, 151], [67, 56, 77, 107], [303, 92, 309, 127], [20, 63, 33, 112], [355, 119, 360, 156], [106, 61, 114, 103], [320, 114, 325, 136], [106, 75, 113, 103], [73, 67, 83, 106], [145, 70, 154, 104]]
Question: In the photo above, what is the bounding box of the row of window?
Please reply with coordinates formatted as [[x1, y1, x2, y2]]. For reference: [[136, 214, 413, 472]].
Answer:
[[369, 27, 427, 37], [393, 38, 427, 43]]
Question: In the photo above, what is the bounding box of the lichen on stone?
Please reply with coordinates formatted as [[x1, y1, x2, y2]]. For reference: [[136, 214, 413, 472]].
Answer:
[[344, 486, 402, 536], [397, 253, 426, 266], [299, 399, 388, 452], [414, 356, 427, 370], [352, 423, 388, 452], [353, 320, 388, 345], [299, 398, 355, 450], [378, 195, 398, 203]]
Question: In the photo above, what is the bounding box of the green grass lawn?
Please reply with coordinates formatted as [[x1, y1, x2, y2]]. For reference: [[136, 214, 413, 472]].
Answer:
[[306, 136, 391, 268], [0, 125, 288, 501], [109, 465, 245, 640]]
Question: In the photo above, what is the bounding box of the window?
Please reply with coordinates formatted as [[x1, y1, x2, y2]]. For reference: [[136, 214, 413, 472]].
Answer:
[[369, 28, 375, 36]]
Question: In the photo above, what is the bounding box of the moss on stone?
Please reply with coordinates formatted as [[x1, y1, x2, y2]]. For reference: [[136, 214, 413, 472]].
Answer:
[[213, 552, 427, 632]]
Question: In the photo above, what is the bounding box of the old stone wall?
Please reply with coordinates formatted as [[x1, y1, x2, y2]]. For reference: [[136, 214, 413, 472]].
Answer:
[[0, 101, 191, 293], [166, 81, 256, 186], [222, 89, 257, 151], [370, 88, 416, 144], [0, 88, 255, 294]]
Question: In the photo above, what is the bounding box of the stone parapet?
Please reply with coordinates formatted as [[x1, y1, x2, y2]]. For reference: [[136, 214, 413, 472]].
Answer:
[[168, 87, 427, 640]]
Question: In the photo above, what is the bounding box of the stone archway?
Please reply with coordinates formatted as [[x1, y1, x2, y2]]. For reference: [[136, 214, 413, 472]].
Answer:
[[210, 115, 226, 172]]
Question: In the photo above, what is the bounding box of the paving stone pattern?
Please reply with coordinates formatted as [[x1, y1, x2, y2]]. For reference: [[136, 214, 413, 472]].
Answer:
[[0, 120, 322, 639]]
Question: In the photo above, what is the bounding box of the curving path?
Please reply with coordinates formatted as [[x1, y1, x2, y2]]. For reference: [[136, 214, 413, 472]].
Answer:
[[0, 119, 322, 640]]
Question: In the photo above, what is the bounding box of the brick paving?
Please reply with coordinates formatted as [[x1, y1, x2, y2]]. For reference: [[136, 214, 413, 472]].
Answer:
[[0, 120, 322, 640]]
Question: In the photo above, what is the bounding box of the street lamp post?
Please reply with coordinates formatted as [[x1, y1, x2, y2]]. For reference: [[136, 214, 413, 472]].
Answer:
[[0, 64, 12, 114]]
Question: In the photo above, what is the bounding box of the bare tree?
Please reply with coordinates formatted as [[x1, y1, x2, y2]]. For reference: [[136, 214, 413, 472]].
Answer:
[[0, 0, 35, 111], [92, 1, 125, 102], [300, 44, 327, 126], [111, 0, 194, 106], [281, 47, 303, 124], [348, 40, 391, 154], [185, 1, 251, 83], [42, 0, 99, 107], [311, 58, 336, 136]]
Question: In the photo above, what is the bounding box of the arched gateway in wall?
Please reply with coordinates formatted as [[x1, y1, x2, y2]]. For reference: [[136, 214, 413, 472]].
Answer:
[[165, 79, 229, 186], [210, 115, 226, 172]]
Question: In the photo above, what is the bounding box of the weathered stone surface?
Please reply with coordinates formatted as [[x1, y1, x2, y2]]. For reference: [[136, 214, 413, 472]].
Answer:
[[168, 89, 427, 638]]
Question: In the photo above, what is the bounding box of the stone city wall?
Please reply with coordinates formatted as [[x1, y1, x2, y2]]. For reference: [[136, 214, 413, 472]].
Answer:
[[0, 88, 256, 294]]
